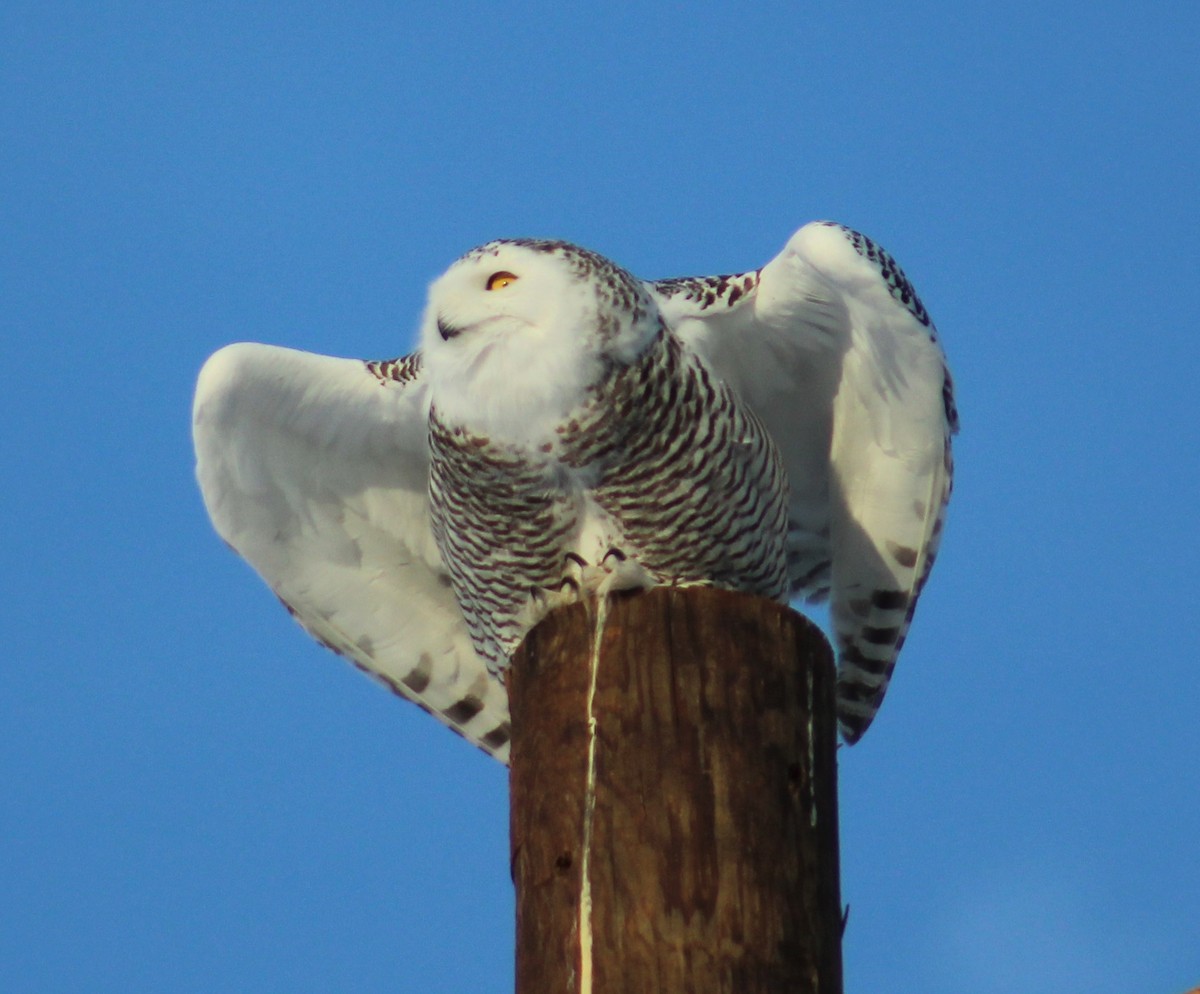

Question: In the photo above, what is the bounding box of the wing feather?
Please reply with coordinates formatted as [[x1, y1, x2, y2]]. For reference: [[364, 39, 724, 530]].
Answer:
[[655, 221, 956, 742], [192, 342, 511, 761]]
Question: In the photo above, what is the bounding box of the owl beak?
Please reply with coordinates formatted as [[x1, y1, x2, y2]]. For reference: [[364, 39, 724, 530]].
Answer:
[[437, 317, 464, 342]]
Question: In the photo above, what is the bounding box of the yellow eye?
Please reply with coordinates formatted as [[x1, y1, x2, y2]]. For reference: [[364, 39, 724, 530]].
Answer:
[[486, 271, 518, 291]]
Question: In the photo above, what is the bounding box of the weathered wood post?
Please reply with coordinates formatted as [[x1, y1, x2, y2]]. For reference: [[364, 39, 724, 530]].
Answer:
[[508, 586, 842, 994]]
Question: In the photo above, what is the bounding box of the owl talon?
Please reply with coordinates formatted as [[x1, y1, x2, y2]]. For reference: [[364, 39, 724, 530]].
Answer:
[[595, 549, 654, 597], [547, 555, 588, 605], [561, 552, 589, 592]]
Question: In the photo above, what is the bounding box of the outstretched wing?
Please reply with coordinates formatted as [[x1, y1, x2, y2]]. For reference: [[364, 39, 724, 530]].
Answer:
[[192, 342, 511, 761], [653, 221, 957, 743]]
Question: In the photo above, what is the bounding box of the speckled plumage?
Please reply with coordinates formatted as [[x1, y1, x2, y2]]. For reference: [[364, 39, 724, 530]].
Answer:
[[193, 221, 956, 759], [423, 240, 789, 674]]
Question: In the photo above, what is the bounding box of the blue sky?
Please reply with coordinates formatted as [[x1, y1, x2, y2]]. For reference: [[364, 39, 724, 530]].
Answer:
[[3, 2, 1198, 991]]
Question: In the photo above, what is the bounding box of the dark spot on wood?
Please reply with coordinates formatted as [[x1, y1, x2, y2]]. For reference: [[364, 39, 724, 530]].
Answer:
[[786, 761, 803, 793]]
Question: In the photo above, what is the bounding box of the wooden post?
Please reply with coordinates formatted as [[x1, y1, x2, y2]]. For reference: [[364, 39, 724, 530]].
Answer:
[[508, 586, 842, 994]]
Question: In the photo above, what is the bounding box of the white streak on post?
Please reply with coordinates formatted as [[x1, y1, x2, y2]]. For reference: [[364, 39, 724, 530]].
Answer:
[[576, 594, 609, 994], [807, 663, 818, 828]]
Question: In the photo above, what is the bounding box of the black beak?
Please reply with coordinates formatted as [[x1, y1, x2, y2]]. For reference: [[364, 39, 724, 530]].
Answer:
[[437, 317, 463, 341]]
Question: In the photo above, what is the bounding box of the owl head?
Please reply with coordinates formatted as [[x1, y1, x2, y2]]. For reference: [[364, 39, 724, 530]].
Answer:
[[419, 239, 662, 443]]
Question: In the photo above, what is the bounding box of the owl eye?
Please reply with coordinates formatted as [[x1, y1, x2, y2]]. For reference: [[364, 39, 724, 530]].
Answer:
[[486, 271, 519, 291]]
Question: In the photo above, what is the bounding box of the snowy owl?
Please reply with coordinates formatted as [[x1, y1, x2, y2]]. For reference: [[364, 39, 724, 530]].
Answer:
[[193, 222, 957, 761]]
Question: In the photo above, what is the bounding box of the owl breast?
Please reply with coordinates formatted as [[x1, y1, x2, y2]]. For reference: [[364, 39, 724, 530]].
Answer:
[[428, 326, 791, 674]]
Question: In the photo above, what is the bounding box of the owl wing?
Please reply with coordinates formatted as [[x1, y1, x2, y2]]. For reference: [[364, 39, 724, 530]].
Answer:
[[192, 342, 511, 761], [653, 221, 957, 743]]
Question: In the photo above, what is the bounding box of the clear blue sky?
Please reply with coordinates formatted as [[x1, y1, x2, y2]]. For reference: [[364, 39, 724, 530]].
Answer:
[[3, 3, 1198, 991]]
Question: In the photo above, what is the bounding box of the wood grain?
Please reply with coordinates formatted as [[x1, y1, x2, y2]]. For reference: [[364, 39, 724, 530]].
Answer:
[[508, 586, 842, 994]]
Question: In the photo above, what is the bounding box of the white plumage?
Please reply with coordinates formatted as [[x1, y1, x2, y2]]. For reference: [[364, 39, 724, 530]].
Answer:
[[193, 222, 956, 761]]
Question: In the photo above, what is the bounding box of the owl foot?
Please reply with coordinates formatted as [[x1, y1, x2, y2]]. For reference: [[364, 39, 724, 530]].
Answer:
[[593, 546, 655, 598], [530, 552, 589, 609], [527, 557, 586, 613], [544, 549, 656, 605]]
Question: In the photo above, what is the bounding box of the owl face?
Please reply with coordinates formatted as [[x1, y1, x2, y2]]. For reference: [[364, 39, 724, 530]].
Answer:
[[419, 240, 661, 443]]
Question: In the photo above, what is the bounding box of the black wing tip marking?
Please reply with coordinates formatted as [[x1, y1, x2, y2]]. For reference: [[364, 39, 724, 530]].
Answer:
[[831, 223, 933, 328]]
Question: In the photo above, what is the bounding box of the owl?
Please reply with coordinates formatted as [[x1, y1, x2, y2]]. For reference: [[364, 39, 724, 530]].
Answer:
[[193, 222, 957, 761]]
